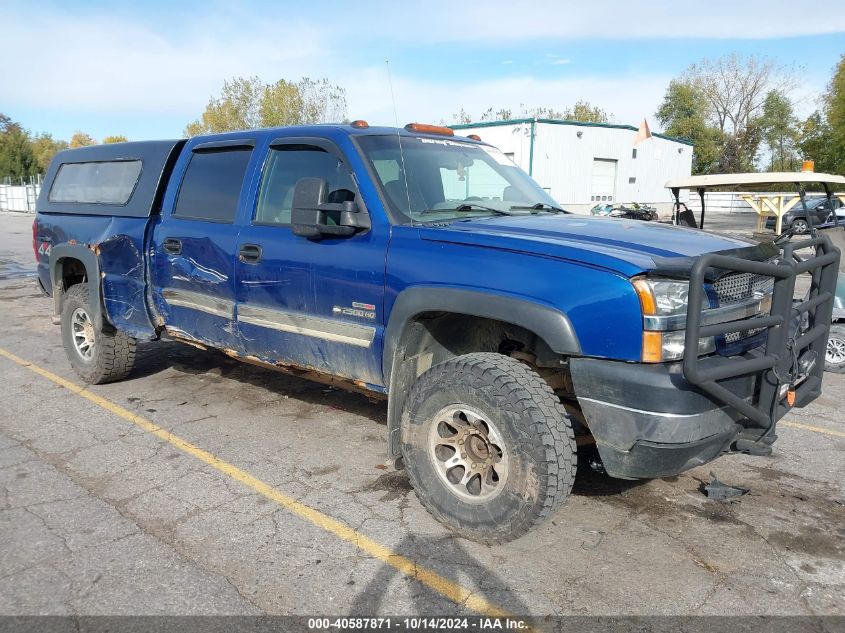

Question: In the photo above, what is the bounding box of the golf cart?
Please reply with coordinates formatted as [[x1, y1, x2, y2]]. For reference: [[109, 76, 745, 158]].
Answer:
[[665, 172, 845, 372]]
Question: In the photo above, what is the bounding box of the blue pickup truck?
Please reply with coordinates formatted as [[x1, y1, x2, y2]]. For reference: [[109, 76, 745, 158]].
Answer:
[[34, 122, 839, 543]]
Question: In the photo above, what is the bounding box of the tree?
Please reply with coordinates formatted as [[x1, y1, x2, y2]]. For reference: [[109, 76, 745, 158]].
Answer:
[[259, 79, 304, 128], [452, 108, 472, 125], [0, 114, 37, 179], [759, 90, 799, 171], [683, 54, 790, 135], [655, 80, 723, 174], [450, 101, 610, 125], [31, 133, 68, 174], [185, 76, 348, 136], [717, 119, 762, 173], [824, 53, 845, 174], [659, 54, 794, 173], [69, 132, 96, 148], [562, 101, 609, 123], [296, 77, 347, 125], [480, 107, 515, 121], [797, 112, 835, 174], [102, 135, 128, 144]]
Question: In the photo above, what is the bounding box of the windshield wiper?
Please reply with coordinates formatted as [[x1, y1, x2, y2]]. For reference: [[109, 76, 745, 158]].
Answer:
[[509, 202, 569, 214], [419, 203, 514, 216]]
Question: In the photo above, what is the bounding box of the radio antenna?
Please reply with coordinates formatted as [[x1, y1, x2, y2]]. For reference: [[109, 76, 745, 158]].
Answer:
[[386, 59, 400, 127], [386, 60, 413, 219]]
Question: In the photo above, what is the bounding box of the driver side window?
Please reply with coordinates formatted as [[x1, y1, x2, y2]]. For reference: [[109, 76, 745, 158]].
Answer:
[[254, 145, 356, 226]]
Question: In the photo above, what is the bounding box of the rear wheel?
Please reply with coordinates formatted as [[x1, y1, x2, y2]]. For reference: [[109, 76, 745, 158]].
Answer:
[[791, 218, 809, 234], [400, 352, 576, 544], [61, 284, 137, 384], [825, 324, 845, 373]]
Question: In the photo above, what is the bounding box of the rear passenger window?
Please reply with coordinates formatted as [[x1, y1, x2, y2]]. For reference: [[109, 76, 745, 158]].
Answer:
[[255, 145, 356, 226], [174, 148, 252, 222], [49, 160, 142, 205]]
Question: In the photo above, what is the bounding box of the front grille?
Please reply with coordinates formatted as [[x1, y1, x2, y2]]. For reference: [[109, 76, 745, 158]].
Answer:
[[724, 327, 765, 344], [713, 271, 775, 306], [712, 270, 774, 351]]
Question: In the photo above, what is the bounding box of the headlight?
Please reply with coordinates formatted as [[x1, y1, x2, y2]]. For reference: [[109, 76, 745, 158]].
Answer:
[[633, 277, 715, 363], [632, 278, 709, 316]]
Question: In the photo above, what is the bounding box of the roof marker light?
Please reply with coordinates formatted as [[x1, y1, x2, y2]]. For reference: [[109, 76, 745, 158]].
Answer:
[[350, 120, 369, 129], [404, 123, 454, 137], [467, 134, 481, 141]]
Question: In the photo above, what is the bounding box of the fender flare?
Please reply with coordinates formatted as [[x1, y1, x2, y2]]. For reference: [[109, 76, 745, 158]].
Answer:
[[382, 286, 581, 382], [49, 243, 105, 329], [382, 286, 581, 460]]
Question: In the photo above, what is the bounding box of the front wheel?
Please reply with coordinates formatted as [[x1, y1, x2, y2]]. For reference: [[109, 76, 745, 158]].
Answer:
[[400, 353, 576, 544], [825, 324, 845, 373], [61, 284, 137, 384]]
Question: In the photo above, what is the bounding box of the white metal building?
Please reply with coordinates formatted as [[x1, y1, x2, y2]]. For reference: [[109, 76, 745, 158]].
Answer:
[[450, 119, 693, 215]]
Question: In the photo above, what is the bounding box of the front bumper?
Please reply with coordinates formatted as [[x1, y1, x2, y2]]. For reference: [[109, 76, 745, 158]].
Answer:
[[570, 357, 750, 479]]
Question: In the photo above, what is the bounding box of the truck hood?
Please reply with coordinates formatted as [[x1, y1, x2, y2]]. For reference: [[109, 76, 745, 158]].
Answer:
[[418, 214, 757, 277]]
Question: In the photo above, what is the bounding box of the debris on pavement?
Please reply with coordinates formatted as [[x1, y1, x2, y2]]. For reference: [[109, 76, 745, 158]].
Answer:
[[702, 472, 750, 501]]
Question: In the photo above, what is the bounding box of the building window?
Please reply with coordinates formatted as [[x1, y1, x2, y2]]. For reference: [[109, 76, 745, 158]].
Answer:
[[628, 177, 636, 184], [632, 148, 638, 159]]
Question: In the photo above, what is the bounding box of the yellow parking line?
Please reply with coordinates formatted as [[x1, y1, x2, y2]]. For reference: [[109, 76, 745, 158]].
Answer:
[[779, 419, 845, 438], [0, 346, 510, 618]]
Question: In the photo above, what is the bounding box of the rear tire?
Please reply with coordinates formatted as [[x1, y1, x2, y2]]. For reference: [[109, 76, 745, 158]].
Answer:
[[60, 284, 137, 384], [825, 324, 845, 373], [400, 352, 576, 544], [791, 218, 809, 234]]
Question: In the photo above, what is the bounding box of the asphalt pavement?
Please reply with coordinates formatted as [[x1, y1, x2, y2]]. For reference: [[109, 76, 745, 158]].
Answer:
[[0, 210, 843, 620]]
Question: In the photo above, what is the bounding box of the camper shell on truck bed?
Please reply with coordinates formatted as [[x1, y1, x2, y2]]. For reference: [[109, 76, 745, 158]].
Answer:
[[34, 124, 841, 544]]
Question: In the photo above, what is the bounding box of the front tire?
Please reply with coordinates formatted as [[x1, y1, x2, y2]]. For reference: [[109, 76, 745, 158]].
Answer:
[[400, 353, 576, 544], [60, 284, 137, 384], [825, 324, 845, 373]]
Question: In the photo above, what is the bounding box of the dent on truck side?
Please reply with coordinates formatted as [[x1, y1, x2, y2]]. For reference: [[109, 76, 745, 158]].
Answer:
[[43, 215, 158, 339]]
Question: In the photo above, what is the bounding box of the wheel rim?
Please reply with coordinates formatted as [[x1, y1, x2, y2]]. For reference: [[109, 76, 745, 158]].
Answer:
[[794, 219, 808, 233], [827, 335, 845, 365], [427, 404, 509, 504], [71, 307, 95, 360]]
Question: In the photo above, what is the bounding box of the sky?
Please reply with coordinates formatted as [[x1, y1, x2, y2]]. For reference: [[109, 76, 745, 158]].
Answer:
[[1, 0, 844, 142]]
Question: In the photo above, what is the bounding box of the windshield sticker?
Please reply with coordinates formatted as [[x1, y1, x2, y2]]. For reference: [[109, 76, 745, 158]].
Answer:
[[480, 145, 513, 166], [415, 137, 476, 149]]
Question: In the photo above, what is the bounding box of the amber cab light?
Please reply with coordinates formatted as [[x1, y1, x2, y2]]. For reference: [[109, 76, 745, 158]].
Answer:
[[350, 120, 369, 129], [404, 123, 454, 137], [467, 134, 482, 141]]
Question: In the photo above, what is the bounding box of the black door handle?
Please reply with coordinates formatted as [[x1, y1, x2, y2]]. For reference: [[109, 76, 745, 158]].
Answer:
[[239, 244, 262, 264], [162, 238, 182, 255]]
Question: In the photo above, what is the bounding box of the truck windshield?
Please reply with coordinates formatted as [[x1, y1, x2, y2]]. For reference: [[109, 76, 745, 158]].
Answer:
[[356, 135, 563, 223]]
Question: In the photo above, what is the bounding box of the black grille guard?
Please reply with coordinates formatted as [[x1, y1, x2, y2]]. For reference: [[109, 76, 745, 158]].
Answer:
[[683, 234, 840, 449]]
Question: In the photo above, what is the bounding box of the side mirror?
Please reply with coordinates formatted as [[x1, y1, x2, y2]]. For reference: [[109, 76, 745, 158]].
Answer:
[[291, 177, 371, 239]]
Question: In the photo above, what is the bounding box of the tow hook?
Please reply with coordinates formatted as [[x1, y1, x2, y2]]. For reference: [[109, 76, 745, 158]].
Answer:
[[796, 350, 818, 377], [778, 349, 818, 405]]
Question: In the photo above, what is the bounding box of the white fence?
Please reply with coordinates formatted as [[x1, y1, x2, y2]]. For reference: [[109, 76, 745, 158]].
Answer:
[[0, 184, 41, 213]]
